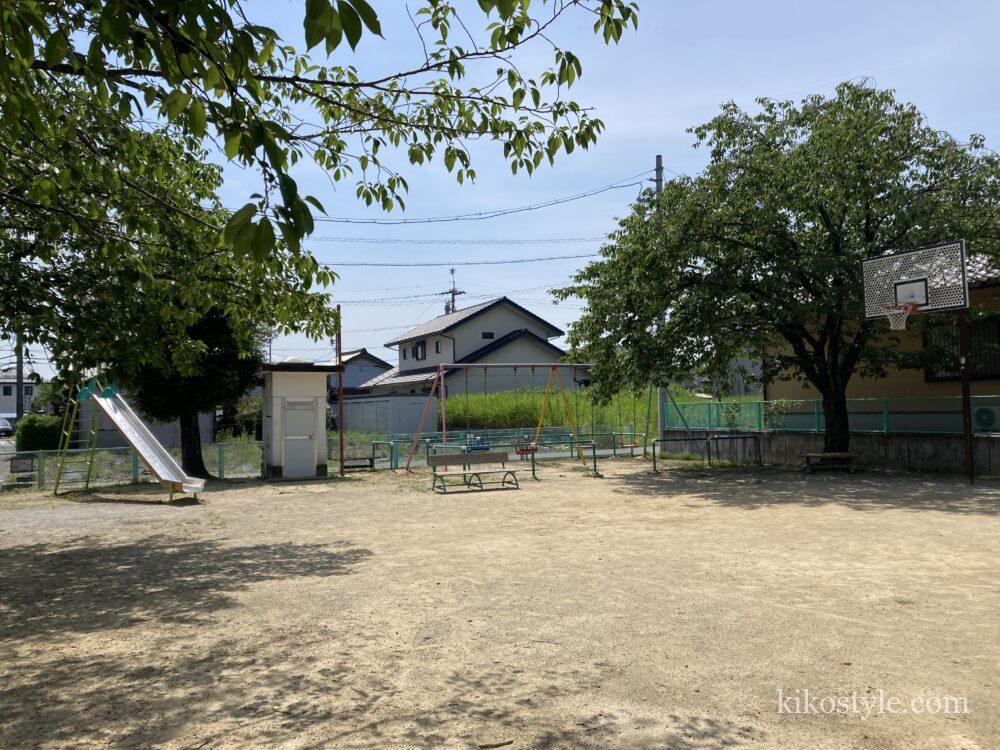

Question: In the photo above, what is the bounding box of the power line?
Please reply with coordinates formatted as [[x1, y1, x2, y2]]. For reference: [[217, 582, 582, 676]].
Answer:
[[335, 282, 571, 305], [313, 171, 652, 225], [310, 236, 604, 245], [319, 253, 598, 268]]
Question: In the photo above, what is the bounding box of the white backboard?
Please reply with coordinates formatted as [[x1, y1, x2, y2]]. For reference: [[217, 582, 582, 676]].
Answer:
[[861, 241, 968, 319]]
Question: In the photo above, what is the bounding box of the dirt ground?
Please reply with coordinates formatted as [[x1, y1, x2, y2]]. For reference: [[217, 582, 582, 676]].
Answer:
[[0, 459, 997, 749]]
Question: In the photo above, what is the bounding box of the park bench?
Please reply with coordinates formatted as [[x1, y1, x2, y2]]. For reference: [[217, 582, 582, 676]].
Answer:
[[9, 455, 35, 474], [343, 456, 375, 472], [803, 452, 857, 473], [428, 450, 520, 493]]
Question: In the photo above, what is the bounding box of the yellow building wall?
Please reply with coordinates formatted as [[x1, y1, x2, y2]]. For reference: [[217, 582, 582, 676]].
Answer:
[[765, 286, 1000, 400]]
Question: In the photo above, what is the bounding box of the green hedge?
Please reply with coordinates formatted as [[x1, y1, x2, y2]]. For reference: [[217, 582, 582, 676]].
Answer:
[[15, 414, 63, 451]]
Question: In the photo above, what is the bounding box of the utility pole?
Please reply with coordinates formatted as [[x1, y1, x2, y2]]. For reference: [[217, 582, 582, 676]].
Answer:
[[440, 267, 465, 314], [14, 332, 24, 421], [653, 154, 665, 443]]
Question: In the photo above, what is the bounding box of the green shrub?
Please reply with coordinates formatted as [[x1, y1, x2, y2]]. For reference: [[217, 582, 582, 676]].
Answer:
[[15, 414, 63, 451]]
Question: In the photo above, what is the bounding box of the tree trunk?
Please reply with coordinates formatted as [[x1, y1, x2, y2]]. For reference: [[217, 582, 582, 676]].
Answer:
[[179, 410, 211, 478], [821, 386, 851, 452]]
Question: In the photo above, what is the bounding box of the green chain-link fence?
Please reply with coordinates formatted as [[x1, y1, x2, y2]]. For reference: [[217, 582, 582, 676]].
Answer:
[[662, 395, 1000, 435]]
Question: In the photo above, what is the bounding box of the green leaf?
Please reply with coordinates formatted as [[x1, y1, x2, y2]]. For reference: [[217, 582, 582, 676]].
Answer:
[[348, 0, 382, 35], [337, 1, 363, 49], [304, 195, 327, 214], [224, 203, 258, 245], [304, 0, 331, 49], [162, 90, 191, 121], [252, 218, 276, 259], [224, 130, 242, 159], [189, 98, 207, 136], [44, 30, 69, 66]]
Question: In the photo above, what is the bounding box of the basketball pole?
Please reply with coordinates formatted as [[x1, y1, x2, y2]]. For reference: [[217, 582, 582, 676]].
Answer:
[[653, 154, 665, 444], [957, 309, 974, 483]]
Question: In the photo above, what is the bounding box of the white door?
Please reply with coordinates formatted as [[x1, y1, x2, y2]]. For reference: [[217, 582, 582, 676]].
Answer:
[[283, 400, 315, 478]]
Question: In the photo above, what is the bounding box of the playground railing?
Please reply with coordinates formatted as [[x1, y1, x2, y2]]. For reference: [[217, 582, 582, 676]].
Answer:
[[429, 439, 600, 478], [0, 441, 264, 493], [388, 424, 630, 445]]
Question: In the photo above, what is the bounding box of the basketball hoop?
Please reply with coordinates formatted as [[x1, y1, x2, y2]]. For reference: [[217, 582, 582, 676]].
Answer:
[[884, 302, 917, 330]]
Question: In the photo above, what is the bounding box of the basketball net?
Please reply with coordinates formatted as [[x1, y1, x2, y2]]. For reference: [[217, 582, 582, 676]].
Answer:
[[884, 303, 917, 331]]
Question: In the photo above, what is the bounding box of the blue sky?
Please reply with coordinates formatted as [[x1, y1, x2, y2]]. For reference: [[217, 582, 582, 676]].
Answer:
[[13, 1, 1000, 376]]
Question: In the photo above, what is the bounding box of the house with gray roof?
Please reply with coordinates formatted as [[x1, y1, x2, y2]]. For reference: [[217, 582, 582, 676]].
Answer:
[[328, 348, 393, 398], [358, 297, 588, 396]]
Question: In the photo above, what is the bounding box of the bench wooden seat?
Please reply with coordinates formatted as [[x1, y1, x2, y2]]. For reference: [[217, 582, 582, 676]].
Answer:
[[343, 456, 375, 472], [803, 452, 856, 473], [428, 450, 520, 493]]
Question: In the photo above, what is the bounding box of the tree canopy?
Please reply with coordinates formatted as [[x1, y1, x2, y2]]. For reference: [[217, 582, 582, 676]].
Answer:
[[2, 1, 639, 259], [557, 82, 1000, 450], [1, 81, 337, 381]]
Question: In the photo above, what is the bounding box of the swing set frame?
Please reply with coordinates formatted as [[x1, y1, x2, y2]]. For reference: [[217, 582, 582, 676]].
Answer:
[[403, 362, 595, 471]]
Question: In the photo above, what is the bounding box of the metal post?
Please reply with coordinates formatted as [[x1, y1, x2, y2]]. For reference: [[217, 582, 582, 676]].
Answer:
[[37, 452, 45, 489], [881, 398, 889, 434], [756, 401, 763, 431], [958, 310, 975, 483], [131, 448, 139, 483], [439, 367, 447, 445], [14, 331, 24, 421], [653, 155, 666, 443], [336, 305, 346, 477], [217, 443, 225, 480]]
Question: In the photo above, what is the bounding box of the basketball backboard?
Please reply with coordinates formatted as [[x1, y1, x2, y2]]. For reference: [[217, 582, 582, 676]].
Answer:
[[861, 240, 968, 320]]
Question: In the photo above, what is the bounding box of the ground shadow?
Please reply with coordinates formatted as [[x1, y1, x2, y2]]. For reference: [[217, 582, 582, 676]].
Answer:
[[0, 535, 372, 640], [0, 633, 763, 749], [615, 466, 1000, 515]]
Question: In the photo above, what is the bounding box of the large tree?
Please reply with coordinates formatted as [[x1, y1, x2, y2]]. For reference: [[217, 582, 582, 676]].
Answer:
[[130, 309, 264, 477], [0, 81, 337, 380], [557, 83, 1000, 451]]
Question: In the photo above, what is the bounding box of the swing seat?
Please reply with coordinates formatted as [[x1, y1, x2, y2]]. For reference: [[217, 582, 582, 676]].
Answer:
[[465, 436, 489, 452], [514, 441, 537, 456]]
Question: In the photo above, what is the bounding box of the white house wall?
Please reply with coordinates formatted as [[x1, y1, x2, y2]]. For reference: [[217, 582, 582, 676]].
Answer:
[[396, 303, 557, 373]]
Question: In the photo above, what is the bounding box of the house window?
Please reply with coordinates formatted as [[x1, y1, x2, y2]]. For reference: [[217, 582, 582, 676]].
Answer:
[[482, 332, 494, 340], [23, 385, 33, 396], [435, 341, 441, 354], [2, 385, 10, 397], [925, 315, 1000, 380], [412, 341, 427, 361]]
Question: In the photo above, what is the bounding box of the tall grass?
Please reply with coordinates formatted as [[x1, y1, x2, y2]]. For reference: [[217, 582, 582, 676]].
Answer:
[[443, 387, 678, 430]]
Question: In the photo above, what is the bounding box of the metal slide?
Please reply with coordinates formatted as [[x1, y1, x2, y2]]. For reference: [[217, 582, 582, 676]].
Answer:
[[90, 390, 206, 497]]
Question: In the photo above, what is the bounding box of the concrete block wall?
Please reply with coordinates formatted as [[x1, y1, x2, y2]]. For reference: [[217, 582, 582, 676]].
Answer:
[[660, 429, 1000, 476]]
